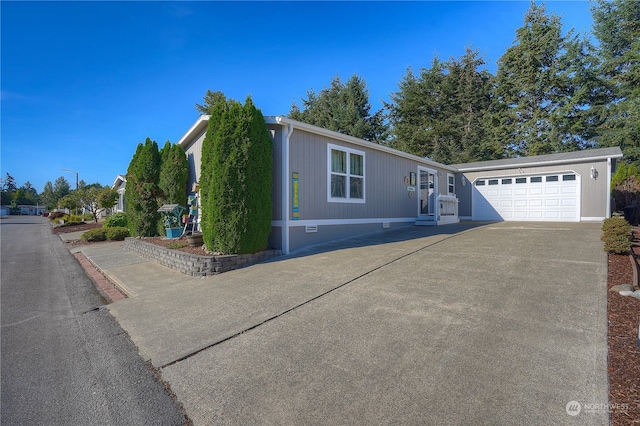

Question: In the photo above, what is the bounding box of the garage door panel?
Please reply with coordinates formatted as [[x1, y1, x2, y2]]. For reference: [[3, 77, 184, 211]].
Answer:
[[545, 187, 560, 195], [472, 173, 580, 222]]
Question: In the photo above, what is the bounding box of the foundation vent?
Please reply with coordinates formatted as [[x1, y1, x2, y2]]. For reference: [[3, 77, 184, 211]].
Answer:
[[305, 225, 318, 233], [382, 222, 391, 229]]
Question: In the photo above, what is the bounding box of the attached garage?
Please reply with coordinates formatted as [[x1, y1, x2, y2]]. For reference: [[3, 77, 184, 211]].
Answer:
[[472, 172, 580, 222], [453, 147, 623, 223]]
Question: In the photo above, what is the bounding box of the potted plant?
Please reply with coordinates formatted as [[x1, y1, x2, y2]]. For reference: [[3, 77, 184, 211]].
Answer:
[[186, 232, 203, 247], [162, 213, 182, 238]]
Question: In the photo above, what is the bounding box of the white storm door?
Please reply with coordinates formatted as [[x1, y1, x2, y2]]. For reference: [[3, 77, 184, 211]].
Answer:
[[418, 167, 437, 219]]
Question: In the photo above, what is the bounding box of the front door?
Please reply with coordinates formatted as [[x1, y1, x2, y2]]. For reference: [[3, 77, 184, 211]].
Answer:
[[418, 167, 437, 219]]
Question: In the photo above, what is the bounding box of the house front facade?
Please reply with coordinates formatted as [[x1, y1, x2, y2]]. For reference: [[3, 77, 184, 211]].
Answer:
[[177, 114, 623, 254]]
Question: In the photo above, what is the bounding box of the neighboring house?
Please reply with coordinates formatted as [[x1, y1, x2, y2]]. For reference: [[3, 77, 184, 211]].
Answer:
[[177, 114, 623, 254], [18, 205, 47, 215], [112, 174, 126, 213]]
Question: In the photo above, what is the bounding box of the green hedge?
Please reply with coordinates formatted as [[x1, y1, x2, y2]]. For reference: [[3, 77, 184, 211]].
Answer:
[[105, 226, 130, 241], [81, 228, 108, 242], [104, 212, 127, 228], [601, 216, 632, 254]]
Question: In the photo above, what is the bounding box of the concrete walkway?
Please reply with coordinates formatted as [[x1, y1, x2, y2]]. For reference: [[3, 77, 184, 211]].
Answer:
[[70, 222, 609, 425]]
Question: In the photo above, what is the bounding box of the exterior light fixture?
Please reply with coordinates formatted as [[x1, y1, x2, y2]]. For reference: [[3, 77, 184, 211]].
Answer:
[[590, 166, 598, 180]]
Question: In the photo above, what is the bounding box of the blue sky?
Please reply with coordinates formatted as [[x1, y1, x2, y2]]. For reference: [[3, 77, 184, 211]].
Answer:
[[2, 1, 595, 193]]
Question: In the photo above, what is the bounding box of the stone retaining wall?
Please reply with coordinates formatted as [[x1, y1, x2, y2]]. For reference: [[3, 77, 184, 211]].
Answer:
[[124, 238, 281, 277]]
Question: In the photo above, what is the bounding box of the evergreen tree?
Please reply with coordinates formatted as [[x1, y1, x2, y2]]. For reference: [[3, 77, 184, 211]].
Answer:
[[290, 75, 388, 143], [125, 138, 161, 237], [157, 141, 189, 234], [53, 176, 71, 201], [591, 0, 640, 164], [494, 2, 597, 156], [40, 181, 56, 209], [1, 173, 17, 205], [199, 94, 273, 254], [387, 48, 496, 164]]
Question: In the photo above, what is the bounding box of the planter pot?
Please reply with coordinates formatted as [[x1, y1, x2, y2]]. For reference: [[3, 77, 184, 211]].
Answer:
[[187, 232, 203, 247], [165, 227, 182, 239]]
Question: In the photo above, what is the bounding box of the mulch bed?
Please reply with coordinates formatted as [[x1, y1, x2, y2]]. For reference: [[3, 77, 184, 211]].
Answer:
[[607, 232, 640, 424], [55, 221, 640, 421]]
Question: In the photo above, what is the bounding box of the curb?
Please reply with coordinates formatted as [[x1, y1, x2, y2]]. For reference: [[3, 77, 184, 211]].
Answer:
[[73, 252, 127, 303]]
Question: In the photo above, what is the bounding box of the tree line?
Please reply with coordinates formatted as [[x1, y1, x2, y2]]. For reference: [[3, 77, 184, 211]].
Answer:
[[289, 0, 639, 166], [1, 172, 119, 221]]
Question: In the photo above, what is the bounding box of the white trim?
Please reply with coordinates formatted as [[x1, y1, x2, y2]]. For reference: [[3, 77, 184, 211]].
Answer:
[[447, 173, 455, 195], [454, 151, 624, 172], [581, 217, 606, 222], [272, 217, 416, 227], [282, 123, 293, 254], [177, 115, 210, 148], [327, 143, 366, 204], [606, 157, 612, 218], [417, 166, 438, 220]]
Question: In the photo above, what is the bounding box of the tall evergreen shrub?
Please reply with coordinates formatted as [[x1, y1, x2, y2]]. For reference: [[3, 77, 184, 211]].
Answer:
[[199, 95, 273, 254], [125, 138, 161, 237], [157, 140, 189, 234]]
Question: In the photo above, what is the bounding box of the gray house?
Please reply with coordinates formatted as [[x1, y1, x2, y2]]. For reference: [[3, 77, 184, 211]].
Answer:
[[178, 115, 623, 254]]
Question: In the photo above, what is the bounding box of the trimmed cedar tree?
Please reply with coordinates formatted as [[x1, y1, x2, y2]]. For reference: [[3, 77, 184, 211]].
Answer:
[[199, 95, 273, 254], [157, 140, 189, 234], [125, 137, 161, 237]]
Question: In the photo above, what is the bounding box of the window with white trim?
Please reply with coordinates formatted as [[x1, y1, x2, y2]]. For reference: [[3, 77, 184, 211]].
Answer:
[[447, 174, 455, 194], [328, 144, 365, 203]]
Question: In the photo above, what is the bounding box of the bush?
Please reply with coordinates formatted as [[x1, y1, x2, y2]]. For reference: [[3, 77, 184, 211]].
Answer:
[[105, 226, 130, 241], [104, 212, 128, 228], [69, 215, 84, 223], [82, 213, 94, 221], [81, 228, 108, 242], [601, 216, 633, 254], [48, 211, 66, 220]]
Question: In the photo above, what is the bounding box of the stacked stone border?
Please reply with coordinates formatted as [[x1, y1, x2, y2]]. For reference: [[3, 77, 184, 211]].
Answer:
[[124, 237, 281, 277]]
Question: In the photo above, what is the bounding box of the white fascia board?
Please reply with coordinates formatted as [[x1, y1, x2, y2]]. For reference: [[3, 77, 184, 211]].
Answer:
[[177, 115, 211, 149], [265, 116, 458, 173], [112, 174, 126, 188], [456, 153, 624, 173]]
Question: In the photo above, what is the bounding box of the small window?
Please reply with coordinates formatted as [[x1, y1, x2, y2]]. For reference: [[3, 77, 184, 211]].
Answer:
[[502, 178, 512, 185], [476, 180, 485, 186], [530, 176, 543, 183], [563, 174, 576, 181], [488, 179, 499, 185], [447, 174, 455, 194], [546, 175, 559, 182], [516, 177, 527, 184]]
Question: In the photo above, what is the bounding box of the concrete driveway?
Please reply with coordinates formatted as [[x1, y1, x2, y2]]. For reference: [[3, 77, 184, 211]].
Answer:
[[105, 222, 608, 425]]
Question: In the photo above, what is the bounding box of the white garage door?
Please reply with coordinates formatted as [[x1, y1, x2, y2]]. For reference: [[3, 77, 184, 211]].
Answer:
[[472, 173, 581, 222]]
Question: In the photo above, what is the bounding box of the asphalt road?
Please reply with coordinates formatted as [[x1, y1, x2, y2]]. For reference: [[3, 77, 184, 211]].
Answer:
[[1, 216, 187, 425]]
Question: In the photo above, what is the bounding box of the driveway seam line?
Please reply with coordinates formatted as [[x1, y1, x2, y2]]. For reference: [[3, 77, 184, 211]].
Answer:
[[158, 227, 480, 370]]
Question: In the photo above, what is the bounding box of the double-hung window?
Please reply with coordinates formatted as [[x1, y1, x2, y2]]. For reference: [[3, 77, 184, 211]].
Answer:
[[447, 174, 455, 194], [328, 144, 365, 203]]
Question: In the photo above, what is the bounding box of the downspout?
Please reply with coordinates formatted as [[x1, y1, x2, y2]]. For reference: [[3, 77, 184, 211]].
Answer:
[[606, 157, 612, 218], [281, 121, 294, 254]]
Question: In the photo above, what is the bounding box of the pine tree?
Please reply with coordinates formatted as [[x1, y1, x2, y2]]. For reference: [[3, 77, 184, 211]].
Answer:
[[591, 0, 640, 164], [290, 75, 388, 143], [494, 2, 597, 156]]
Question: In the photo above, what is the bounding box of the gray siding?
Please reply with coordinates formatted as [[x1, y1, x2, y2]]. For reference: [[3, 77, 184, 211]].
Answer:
[[183, 129, 207, 191], [287, 129, 451, 221]]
